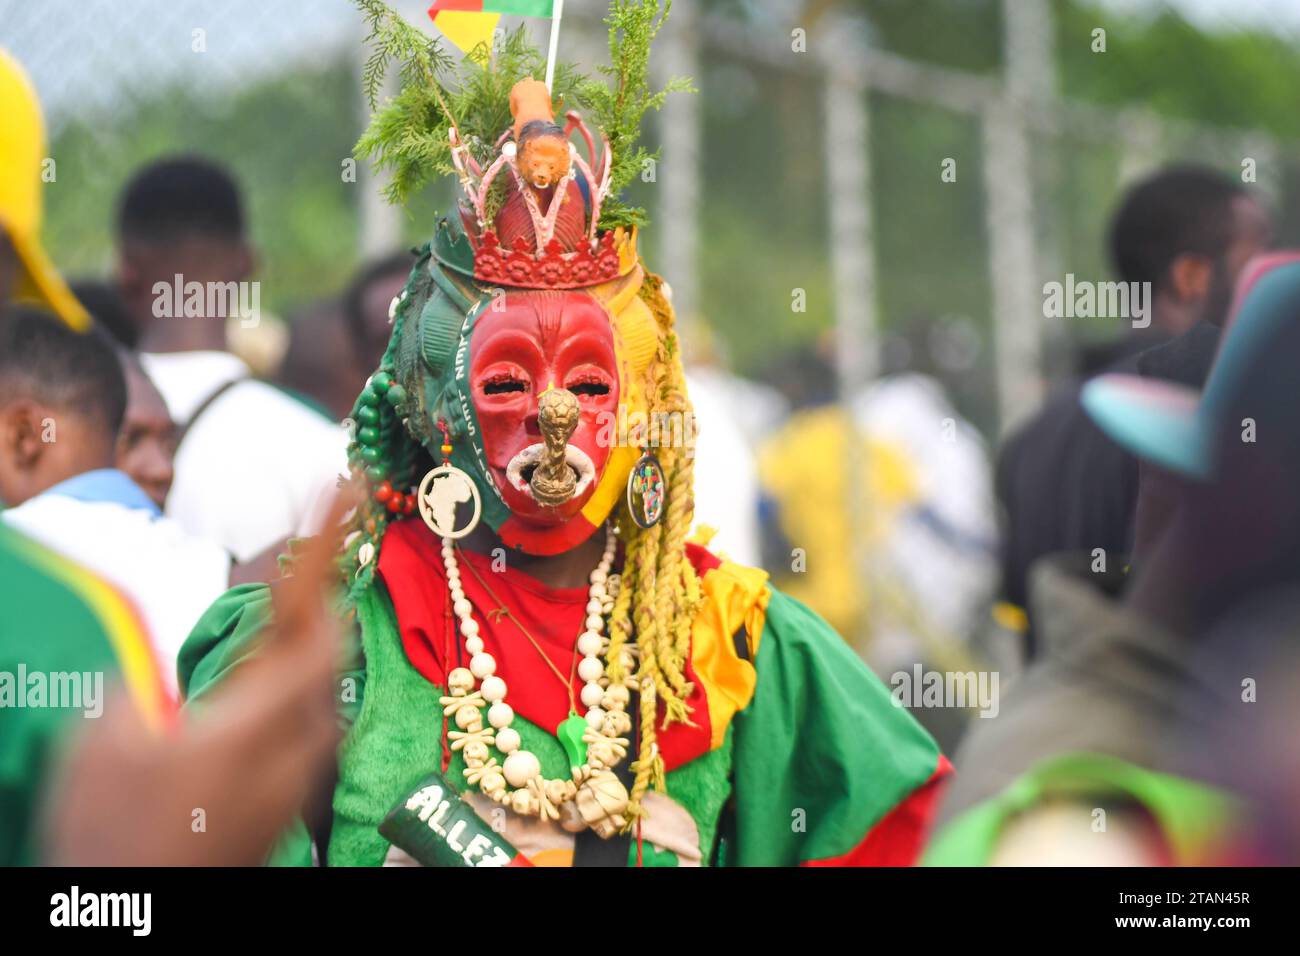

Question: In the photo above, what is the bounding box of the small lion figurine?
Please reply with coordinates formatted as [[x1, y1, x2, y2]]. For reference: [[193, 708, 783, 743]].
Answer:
[[509, 77, 571, 191]]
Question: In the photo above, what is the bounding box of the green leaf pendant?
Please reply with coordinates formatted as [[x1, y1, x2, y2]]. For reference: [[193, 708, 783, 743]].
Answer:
[[556, 711, 589, 770]]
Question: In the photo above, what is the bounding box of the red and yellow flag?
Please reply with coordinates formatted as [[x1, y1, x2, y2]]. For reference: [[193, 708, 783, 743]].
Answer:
[[428, 1, 556, 54]]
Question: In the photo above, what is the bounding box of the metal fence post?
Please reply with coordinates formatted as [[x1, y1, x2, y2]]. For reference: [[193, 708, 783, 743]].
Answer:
[[984, 0, 1055, 432]]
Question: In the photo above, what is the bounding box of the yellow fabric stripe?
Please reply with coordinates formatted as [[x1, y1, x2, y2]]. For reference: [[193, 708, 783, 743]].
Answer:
[[582, 266, 656, 525], [581, 444, 636, 526], [19, 541, 169, 730], [689, 560, 771, 751]]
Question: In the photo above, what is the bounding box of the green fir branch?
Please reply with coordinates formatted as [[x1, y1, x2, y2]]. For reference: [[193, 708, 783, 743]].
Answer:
[[356, 0, 452, 108], [352, 0, 691, 226], [575, 0, 694, 230]]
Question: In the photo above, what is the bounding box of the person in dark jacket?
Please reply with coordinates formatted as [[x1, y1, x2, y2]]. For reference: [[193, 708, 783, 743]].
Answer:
[[996, 166, 1271, 656], [928, 254, 1300, 865]]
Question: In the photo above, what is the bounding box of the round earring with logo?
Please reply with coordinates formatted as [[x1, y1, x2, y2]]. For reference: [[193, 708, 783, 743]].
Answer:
[[625, 452, 665, 529]]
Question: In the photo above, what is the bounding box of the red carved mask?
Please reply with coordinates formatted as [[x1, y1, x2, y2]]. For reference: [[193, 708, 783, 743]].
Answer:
[[469, 290, 620, 543]]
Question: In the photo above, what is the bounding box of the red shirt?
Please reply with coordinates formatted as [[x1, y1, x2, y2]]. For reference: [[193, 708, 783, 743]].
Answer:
[[377, 518, 714, 768]]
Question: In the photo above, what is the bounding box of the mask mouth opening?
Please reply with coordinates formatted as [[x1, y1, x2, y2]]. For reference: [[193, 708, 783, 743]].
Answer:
[[505, 442, 596, 503]]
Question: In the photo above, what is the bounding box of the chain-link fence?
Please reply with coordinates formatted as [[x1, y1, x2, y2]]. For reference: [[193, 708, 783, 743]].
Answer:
[[6, 0, 1298, 433]]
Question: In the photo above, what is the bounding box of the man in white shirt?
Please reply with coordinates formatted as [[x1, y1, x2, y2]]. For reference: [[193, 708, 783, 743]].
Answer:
[[115, 157, 348, 562], [0, 309, 232, 692]]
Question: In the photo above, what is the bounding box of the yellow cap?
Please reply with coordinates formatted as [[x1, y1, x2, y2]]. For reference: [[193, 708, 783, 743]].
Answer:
[[0, 48, 89, 330]]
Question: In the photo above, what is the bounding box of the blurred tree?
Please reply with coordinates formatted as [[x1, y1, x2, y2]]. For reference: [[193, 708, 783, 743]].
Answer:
[[1059, 2, 1300, 139]]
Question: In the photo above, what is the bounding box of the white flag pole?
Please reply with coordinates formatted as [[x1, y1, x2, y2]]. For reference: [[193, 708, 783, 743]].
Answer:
[[544, 0, 565, 91]]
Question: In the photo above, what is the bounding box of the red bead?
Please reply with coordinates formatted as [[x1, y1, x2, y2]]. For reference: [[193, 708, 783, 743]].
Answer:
[[387, 493, 405, 513], [374, 481, 394, 503], [404, 495, 416, 515]]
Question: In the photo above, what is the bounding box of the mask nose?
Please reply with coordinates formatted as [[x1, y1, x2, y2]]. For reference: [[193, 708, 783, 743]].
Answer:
[[529, 387, 580, 507]]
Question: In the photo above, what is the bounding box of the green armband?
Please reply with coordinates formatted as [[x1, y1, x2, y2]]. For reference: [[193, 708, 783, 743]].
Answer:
[[379, 770, 531, 867]]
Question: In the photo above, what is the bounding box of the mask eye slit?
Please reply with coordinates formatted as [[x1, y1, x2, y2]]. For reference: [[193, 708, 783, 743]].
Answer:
[[481, 369, 529, 394], [566, 373, 610, 397]]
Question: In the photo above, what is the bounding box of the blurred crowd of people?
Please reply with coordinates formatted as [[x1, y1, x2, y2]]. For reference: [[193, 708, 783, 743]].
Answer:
[[3, 37, 1300, 867]]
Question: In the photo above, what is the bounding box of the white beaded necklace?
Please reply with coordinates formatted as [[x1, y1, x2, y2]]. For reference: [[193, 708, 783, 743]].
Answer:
[[438, 526, 635, 834]]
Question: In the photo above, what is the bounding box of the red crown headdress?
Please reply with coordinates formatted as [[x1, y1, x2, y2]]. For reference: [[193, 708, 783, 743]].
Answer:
[[446, 89, 638, 290]]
